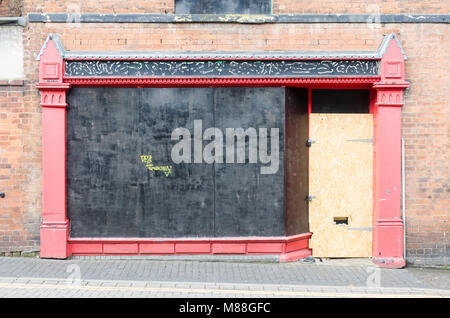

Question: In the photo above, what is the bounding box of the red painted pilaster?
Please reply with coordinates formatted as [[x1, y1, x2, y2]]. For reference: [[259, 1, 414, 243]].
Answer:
[[372, 35, 409, 268], [36, 35, 71, 258]]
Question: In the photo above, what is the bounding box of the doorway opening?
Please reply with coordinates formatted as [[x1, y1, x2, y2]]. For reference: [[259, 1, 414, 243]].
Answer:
[[285, 88, 373, 258]]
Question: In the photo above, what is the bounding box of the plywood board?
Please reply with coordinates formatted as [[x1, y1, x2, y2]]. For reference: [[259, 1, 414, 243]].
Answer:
[[309, 114, 373, 257]]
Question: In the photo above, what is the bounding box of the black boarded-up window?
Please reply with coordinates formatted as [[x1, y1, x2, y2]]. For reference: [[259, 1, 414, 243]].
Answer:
[[312, 90, 370, 113], [66, 87, 285, 238], [175, 0, 271, 14]]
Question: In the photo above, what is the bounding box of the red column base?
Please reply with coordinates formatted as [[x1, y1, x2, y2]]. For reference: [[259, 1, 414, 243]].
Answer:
[[373, 219, 405, 268], [40, 221, 70, 259], [372, 257, 406, 268]]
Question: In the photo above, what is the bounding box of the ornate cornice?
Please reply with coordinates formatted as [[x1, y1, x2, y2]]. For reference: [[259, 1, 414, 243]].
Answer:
[[64, 76, 380, 87], [64, 59, 380, 78]]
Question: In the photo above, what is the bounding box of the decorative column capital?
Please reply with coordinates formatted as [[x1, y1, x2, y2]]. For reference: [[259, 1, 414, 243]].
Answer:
[[36, 34, 71, 109], [372, 33, 409, 108], [373, 82, 409, 107], [36, 34, 65, 83], [36, 83, 71, 108]]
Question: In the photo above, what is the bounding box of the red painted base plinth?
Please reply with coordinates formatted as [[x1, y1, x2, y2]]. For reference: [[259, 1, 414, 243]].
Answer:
[[66, 233, 312, 262], [373, 219, 405, 268], [372, 257, 406, 269], [40, 221, 69, 259]]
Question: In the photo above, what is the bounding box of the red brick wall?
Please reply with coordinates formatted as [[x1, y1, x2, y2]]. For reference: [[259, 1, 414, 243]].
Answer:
[[19, 0, 450, 14], [400, 24, 449, 265], [24, 0, 173, 14], [0, 0, 22, 16], [273, 0, 449, 14], [1, 0, 448, 264], [0, 80, 41, 255]]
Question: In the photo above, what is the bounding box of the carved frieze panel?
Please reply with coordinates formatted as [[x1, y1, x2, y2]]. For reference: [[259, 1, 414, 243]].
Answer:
[[65, 60, 380, 78]]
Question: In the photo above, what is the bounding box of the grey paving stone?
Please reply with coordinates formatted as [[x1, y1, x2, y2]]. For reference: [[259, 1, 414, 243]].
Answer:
[[0, 256, 448, 298], [100, 282, 118, 287]]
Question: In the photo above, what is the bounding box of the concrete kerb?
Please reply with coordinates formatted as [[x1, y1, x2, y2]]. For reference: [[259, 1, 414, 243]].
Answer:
[[0, 276, 449, 297]]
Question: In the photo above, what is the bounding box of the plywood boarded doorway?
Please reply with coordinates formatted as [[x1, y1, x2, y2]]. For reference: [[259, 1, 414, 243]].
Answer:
[[309, 90, 373, 257]]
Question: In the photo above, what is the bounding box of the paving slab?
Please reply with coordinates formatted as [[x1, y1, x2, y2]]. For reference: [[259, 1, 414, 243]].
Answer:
[[0, 256, 448, 297]]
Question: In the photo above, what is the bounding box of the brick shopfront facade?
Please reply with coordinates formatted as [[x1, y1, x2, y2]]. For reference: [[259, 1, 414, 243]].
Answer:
[[0, 1, 448, 267]]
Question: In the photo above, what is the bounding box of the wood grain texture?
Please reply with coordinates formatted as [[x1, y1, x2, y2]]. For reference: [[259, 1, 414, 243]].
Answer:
[[309, 114, 373, 257]]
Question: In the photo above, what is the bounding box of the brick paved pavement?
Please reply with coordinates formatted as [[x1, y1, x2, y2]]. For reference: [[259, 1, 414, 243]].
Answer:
[[0, 257, 448, 298]]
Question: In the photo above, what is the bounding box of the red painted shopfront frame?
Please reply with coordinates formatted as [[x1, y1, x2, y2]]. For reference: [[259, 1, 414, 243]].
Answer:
[[36, 35, 409, 268]]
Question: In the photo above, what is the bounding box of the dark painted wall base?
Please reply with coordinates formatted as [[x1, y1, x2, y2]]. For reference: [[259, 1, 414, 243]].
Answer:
[[28, 13, 450, 24]]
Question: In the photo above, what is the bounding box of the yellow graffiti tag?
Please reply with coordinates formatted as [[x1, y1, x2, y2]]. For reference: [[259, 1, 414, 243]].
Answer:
[[140, 155, 172, 177]]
